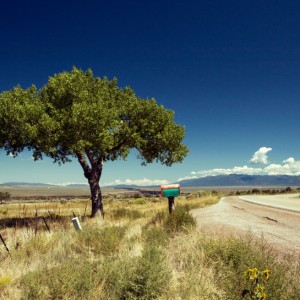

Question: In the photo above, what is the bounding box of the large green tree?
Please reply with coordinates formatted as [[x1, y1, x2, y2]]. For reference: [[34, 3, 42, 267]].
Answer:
[[0, 68, 188, 217]]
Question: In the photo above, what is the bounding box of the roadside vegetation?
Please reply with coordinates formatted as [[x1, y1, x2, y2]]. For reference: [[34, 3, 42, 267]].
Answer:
[[233, 186, 300, 196], [0, 192, 299, 299]]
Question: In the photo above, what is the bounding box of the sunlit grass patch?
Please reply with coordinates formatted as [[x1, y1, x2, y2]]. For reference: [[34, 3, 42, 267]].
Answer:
[[73, 225, 127, 256], [21, 260, 106, 300], [111, 207, 145, 220], [179, 194, 220, 209], [165, 228, 223, 299]]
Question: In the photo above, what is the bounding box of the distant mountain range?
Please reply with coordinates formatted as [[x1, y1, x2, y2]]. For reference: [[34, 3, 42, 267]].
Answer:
[[0, 182, 88, 187], [0, 182, 56, 187], [177, 174, 300, 187], [1, 174, 300, 188]]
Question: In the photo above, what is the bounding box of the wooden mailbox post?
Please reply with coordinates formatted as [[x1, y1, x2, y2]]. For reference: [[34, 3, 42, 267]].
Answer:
[[160, 184, 180, 214]]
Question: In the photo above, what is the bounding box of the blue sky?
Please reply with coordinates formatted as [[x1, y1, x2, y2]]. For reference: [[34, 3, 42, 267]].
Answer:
[[1, 1, 300, 186]]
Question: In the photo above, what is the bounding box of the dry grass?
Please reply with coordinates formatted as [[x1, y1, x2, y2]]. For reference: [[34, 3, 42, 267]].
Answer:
[[0, 192, 299, 299]]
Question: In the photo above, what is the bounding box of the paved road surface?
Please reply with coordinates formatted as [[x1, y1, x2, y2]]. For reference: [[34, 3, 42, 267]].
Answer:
[[192, 196, 300, 255], [238, 193, 300, 212]]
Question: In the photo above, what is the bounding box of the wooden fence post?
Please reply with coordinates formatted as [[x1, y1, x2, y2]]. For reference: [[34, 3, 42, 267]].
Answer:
[[0, 234, 11, 258]]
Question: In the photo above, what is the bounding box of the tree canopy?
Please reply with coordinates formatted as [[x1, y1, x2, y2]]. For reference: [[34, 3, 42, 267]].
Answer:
[[0, 67, 189, 216]]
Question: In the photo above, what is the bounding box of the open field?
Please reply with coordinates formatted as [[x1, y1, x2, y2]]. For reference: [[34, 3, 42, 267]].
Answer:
[[1, 184, 299, 199], [0, 185, 129, 198], [1, 191, 300, 299], [0, 185, 217, 198]]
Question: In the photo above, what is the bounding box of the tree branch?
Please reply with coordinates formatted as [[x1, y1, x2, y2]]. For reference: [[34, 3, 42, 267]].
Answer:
[[86, 149, 103, 177], [85, 149, 96, 169], [76, 152, 91, 179], [109, 139, 127, 153]]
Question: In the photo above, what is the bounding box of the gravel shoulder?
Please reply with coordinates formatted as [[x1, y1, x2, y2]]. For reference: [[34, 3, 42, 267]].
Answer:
[[191, 196, 300, 255]]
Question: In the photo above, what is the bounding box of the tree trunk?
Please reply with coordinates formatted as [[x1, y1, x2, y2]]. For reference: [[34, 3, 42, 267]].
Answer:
[[77, 152, 104, 218], [89, 177, 104, 218]]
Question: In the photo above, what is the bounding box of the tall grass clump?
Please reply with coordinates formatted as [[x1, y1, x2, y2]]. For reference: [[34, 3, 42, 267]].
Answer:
[[164, 205, 197, 234], [167, 230, 223, 299], [73, 225, 127, 256], [119, 246, 171, 300], [183, 194, 220, 209], [146, 204, 196, 235], [142, 226, 169, 247], [21, 260, 106, 300], [21, 248, 170, 300], [200, 232, 300, 299], [17, 218, 170, 299], [111, 207, 144, 220], [128, 198, 147, 205]]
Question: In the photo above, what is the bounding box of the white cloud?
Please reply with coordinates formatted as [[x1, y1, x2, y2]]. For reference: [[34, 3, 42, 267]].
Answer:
[[50, 178, 170, 187], [264, 157, 300, 176], [283, 157, 296, 165], [184, 147, 300, 180], [49, 178, 169, 187], [102, 178, 169, 187], [250, 147, 272, 164], [8, 152, 14, 158], [189, 157, 300, 179], [264, 164, 285, 175], [191, 165, 263, 177], [177, 175, 198, 181], [48, 181, 88, 186]]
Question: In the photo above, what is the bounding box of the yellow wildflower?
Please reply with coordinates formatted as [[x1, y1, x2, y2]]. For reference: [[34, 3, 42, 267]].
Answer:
[[0, 276, 13, 289], [262, 269, 271, 281], [244, 268, 252, 279], [260, 292, 267, 300], [244, 268, 259, 280], [255, 284, 266, 299], [251, 268, 259, 280]]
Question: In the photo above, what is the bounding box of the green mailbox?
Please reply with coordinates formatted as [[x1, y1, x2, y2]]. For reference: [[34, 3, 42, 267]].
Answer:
[[160, 184, 180, 197]]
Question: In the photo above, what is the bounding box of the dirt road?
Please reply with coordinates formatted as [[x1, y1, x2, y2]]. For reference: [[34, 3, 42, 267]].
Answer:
[[192, 196, 300, 255]]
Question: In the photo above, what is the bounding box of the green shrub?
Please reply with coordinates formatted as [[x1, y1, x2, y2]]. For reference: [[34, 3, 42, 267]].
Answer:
[[164, 205, 196, 234], [0, 192, 10, 204], [120, 246, 171, 299], [251, 189, 260, 194], [143, 193, 155, 198], [133, 192, 143, 199], [145, 205, 196, 235]]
